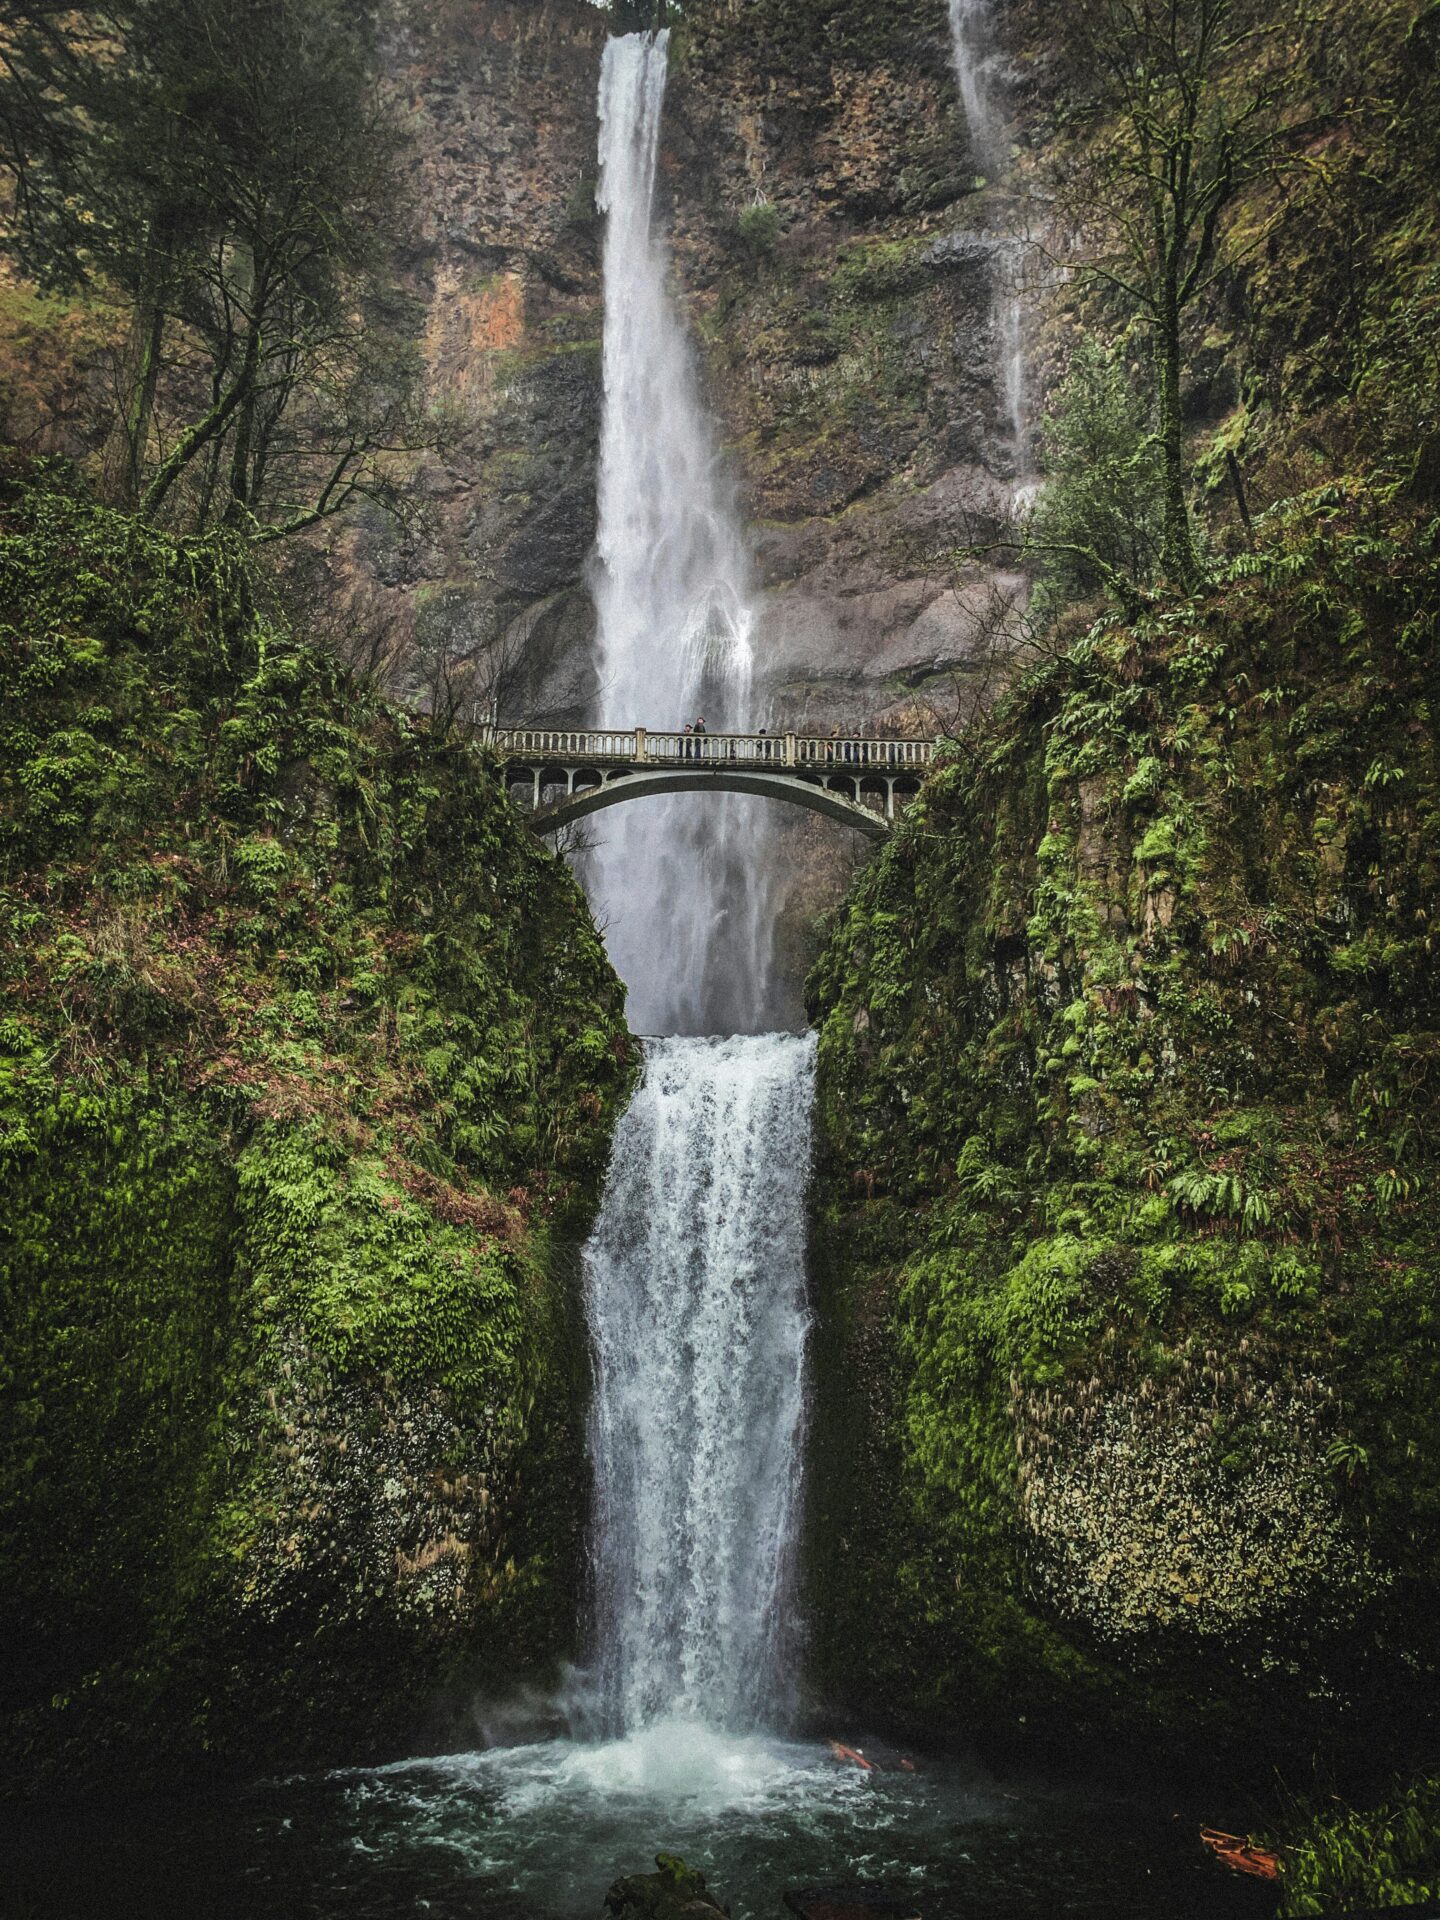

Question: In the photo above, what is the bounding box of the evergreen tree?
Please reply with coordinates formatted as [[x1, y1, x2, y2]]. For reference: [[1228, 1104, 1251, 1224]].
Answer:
[[1028, 337, 1162, 621]]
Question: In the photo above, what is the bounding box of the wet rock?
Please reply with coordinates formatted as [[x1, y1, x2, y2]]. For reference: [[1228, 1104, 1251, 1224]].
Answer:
[[783, 1888, 923, 1920], [601, 1853, 730, 1919], [494, 481, 598, 595]]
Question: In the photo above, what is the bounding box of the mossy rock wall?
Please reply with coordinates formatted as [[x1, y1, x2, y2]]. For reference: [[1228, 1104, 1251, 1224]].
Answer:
[[0, 471, 634, 1794], [803, 492, 1440, 1778]]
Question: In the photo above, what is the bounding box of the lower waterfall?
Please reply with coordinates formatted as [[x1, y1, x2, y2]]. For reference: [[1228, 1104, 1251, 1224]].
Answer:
[[583, 1034, 816, 1734]]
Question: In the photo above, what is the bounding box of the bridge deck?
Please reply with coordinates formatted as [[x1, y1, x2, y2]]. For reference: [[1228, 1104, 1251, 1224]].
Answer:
[[483, 725, 937, 837], [483, 725, 935, 773]]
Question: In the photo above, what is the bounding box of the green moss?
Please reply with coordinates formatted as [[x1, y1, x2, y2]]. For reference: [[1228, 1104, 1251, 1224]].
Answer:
[[803, 487, 1440, 1777], [0, 465, 634, 1792]]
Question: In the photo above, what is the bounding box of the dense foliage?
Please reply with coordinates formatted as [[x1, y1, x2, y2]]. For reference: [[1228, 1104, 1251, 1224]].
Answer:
[[1272, 1771, 1440, 1915], [805, 482, 1440, 1779], [0, 463, 632, 1790]]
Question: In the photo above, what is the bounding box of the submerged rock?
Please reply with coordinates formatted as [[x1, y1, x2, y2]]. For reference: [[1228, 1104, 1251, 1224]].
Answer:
[[601, 1853, 729, 1919]]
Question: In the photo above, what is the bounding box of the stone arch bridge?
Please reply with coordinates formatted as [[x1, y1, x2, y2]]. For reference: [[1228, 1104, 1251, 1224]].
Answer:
[[484, 726, 937, 840]]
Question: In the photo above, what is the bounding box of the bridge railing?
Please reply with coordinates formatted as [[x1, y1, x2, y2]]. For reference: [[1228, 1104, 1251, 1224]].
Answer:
[[488, 727, 638, 760], [644, 730, 785, 764], [484, 725, 937, 772], [793, 735, 933, 770]]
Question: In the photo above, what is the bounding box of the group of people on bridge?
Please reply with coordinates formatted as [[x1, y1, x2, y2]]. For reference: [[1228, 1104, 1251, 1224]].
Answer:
[[679, 720, 777, 762], [824, 728, 882, 766]]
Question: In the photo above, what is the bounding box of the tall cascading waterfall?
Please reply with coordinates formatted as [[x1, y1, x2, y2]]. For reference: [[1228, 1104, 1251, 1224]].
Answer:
[[583, 1034, 815, 1733], [584, 31, 783, 1037], [948, 0, 1031, 477], [574, 34, 818, 1747]]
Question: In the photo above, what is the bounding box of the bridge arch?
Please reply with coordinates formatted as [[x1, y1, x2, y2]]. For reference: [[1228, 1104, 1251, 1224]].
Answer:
[[529, 766, 901, 839], [489, 725, 937, 841]]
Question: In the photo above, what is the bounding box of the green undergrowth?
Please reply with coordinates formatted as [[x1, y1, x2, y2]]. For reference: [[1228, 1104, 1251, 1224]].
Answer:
[[804, 483, 1440, 1778], [1272, 1768, 1440, 1915], [0, 463, 633, 1792]]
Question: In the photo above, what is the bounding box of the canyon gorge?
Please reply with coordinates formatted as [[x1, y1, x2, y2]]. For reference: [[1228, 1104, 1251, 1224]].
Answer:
[[1, 0, 1438, 1914]]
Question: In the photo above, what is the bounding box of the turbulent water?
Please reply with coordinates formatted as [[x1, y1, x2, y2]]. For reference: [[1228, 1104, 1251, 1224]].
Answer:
[[583, 1034, 815, 1734], [585, 31, 783, 1036], [7, 1735, 1257, 1920]]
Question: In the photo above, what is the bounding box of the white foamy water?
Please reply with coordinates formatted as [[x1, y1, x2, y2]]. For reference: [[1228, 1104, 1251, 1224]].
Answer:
[[585, 32, 781, 1035], [324, 1725, 1033, 1920], [583, 1033, 816, 1733]]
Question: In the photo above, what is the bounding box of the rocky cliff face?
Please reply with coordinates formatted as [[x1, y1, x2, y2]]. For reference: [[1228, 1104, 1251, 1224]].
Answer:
[[666, 0, 1027, 734], [343, 0, 1029, 743], [322, 2, 609, 724]]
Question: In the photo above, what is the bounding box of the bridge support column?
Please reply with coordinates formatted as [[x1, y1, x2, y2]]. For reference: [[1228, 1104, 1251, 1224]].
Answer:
[[531, 768, 541, 810], [885, 778, 896, 820], [635, 727, 648, 762], [785, 732, 797, 768], [565, 767, 577, 795]]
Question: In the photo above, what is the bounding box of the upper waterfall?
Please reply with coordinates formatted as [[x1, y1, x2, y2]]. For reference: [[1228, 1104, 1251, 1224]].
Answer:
[[584, 33, 783, 1037], [948, 0, 1007, 175], [592, 32, 753, 729], [948, 0, 1031, 476]]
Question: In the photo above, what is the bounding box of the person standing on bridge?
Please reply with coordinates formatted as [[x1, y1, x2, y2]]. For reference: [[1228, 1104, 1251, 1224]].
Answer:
[[682, 723, 694, 760], [695, 716, 707, 760]]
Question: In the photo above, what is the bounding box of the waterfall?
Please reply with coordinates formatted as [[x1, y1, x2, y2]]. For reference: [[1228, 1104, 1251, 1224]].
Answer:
[[948, 0, 1031, 477], [585, 32, 781, 1036], [573, 36, 816, 1749], [583, 1034, 816, 1733], [948, 0, 1007, 175]]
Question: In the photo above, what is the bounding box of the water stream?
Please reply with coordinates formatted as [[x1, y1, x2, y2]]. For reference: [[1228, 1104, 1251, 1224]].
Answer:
[[584, 1034, 813, 1735], [948, 0, 1033, 479], [583, 30, 783, 1037]]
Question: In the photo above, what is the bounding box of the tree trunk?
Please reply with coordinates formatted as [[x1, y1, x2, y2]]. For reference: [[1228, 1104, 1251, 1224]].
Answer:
[[1154, 285, 1198, 589], [101, 290, 165, 509], [221, 330, 261, 530], [138, 355, 254, 524]]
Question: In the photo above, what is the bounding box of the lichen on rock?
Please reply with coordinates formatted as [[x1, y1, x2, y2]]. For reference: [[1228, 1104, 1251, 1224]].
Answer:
[[1014, 1361, 1381, 1649]]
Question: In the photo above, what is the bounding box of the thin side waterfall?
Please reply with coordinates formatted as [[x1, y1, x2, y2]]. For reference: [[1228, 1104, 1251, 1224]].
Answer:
[[583, 1035, 816, 1734], [948, 0, 1007, 176], [585, 31, 782, 1036], [948, 0, 1031, 477]]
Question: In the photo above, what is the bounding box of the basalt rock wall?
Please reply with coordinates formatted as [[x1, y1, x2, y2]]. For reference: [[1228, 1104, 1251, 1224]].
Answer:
[[349, 0, 1028, 741]]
